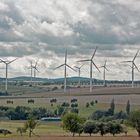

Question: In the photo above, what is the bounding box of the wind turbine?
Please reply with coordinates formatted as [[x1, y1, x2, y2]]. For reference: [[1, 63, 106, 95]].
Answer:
[[32, 59, 39, 86], [32, 59, 39, 79], [122, 49, 139, 87], [74, 64, 84, 87], [54, 50, 75, 93], [99, 60, 109, 87], [77, 47, 100, 92], [0, 58, 18, 92]]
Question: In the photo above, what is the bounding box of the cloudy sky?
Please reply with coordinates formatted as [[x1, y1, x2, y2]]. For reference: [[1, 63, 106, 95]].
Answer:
[[0, 0, 140, 80]]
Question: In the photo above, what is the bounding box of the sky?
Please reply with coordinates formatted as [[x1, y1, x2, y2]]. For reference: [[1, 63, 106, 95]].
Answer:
[[0, 0, 140, 80]]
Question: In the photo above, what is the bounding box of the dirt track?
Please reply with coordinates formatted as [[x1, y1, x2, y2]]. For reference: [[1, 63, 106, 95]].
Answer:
[[1, 136, 140, 140]]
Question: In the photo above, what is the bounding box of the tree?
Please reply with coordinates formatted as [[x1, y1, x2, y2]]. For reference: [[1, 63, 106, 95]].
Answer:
[[84, 121, 98, 136], [90, 101, 94, 106], [97, 122, 108, 136], [108, 99, 115, 115], [77, 124, 83, 136], [86, 102, 90, 108], [108, 122, 123, 136], [126, 100, 130, 115], [128, 110, 140, 137], [62, 113, 85, 136], [24, 116, 38, 137], [17, 127, 26, 136]]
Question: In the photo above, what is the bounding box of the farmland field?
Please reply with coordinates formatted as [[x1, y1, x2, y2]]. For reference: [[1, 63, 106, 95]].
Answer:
[[1, 85, 140, 139], [0, 121, 138, 139]]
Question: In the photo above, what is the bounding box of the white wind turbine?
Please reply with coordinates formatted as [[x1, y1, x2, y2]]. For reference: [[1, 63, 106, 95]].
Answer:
[[54, 50, 75, 93], [74, 64, 84, 87], [32, 59, 39, 79], [122, 49, 139, 87], [0, 58, 18, 92], [99, 60, 109, 87], [77, 47, 100, 92]]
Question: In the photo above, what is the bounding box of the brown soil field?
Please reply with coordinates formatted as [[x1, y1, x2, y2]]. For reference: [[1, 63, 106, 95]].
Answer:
[[1, 87, 140, 105], [1, 136, 140, 140]]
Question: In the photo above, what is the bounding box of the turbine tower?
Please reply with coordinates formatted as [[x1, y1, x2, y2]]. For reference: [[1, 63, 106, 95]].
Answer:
[[32, 60, 39, 86], [28, 60, 33, 85], [99, 60, 109, 87], [32, 59, 39, 79], [0, 58, 18, 93], [122, 49, 139, 87], [78, 47, 100, 92], [54, 50, 75, 93], [75, 64, 84, 87]]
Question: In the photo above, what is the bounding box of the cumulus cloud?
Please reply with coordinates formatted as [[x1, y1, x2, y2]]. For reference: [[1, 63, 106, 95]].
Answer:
[[0, 0, 140, 80]]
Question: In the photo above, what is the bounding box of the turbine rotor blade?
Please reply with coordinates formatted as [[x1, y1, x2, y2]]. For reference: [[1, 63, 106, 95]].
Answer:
[[0, 58, 6, 63], [66, 64, 76, 72], [121, 61, 132, 63], [54, 64, 65, 70], [105, 67, 109, 71], [133, 49, 139, 61], [92, 61, 100, 72], [80, 64, 84, 69], [77, 59, 90, 62], [91, 46, 98, 60], [98, 66, 104, 68], [104, 60, 107, 67], [133, 62, 140, 72], [74, 66, 80, 69], [65, 49, 67, 64], [8, 58, 18, 64], [34, 67, 39, 72], [35, 59, 39, 67]]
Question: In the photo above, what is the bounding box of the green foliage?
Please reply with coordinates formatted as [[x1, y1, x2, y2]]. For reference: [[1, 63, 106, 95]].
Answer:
[[61, 102, 70, 107], [108, 122, 123, 136], [62, 113, 85, 136], [126, 100, 130, 115], [71, 108, 79, 114], [24, 116, 38, 137], [0, 129, 12, 136], [86, 102, 90, 108], [71, 98, 78, 103], [108, 99, 115, 115], [57, 106, 65, 116], [84, 121, 98, 136], [17, 127, 26, 136], [71, 103, 78, 108], [95, 100, 98, 104], [97, 122, 108, 136], [50, 98, 57, 103], [128, 110, 140, 137], [90, 101, 94, 106]]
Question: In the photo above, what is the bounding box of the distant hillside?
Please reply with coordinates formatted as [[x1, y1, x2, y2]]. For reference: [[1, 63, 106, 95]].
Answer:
[[0, 76, 140, 84]]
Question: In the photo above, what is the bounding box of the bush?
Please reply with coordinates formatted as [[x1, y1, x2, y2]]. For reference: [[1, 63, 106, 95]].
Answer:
[[62, 113, 85, 136], [0, 129, 12, 136], [108, 122, 124, 136], [71, 98, 78, 103], [84, 121, 98, 136], [97, 122, 109, 136], [71, 103, 78, 108], [90, 101, 94, 106], [50, 98, 57, 103], [86, 103, 90, 108], [61, 102, 70, 107], [95, 100, 98, 104], [71, 108, 79, 114], [128, 110, 140, 137]]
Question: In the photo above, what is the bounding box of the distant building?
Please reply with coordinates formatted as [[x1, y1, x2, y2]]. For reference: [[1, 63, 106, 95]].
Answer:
[[40, 117, 61, 122]]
